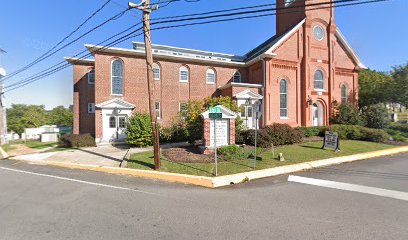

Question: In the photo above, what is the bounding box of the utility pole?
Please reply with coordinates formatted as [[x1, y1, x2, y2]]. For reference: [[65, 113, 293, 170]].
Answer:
[[128, 0, 161, 170], [0, 48, 7, 146]]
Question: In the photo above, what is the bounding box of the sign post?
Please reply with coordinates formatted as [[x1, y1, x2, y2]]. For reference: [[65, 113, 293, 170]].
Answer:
[[209, 106, 222, 176], [322, 131, 340, 152]]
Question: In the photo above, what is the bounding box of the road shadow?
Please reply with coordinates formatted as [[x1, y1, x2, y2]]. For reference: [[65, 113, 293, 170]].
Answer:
[[76, 148, 124, 163]]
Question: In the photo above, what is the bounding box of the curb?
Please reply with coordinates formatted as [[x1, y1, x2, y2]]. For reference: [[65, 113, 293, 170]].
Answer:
[[5, 146, 408, 188]]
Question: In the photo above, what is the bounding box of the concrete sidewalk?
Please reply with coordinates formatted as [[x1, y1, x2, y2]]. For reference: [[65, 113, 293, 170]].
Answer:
[[9, 142, 190, 168]]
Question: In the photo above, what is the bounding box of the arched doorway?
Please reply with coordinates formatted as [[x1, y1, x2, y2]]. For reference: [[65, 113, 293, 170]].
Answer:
[[312, 102, 324, 126]]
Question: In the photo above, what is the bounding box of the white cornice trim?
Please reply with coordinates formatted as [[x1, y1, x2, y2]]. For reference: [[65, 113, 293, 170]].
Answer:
[[269, 18, 306, 53], [335, 28, 367, 69], [64, 57, 95, 65], [218, 82, 263, 90]]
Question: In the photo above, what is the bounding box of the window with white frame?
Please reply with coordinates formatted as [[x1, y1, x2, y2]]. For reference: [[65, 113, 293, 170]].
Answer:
[[155, 101, 161, 119], [280, 80, 288, 118], [118, 116, 126, 128], [341, 84, 348, 103], [314, 70, 325, 90], [112, 59, 124, 95], [153, 63, 160, 81], [88, 68, 95, 84], [179, 102, 188, 119], [179, 66, 189, 83], [206, 68, 216, 84], [109, 116, 116, 128], [233, 71, 242, 83], [88, 103, 95, 113]]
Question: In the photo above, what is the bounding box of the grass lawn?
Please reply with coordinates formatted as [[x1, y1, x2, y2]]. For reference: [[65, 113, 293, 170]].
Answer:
[[24, 141, 58, 149], [2, 144, 16, 152], [127, 140, 395, 177]]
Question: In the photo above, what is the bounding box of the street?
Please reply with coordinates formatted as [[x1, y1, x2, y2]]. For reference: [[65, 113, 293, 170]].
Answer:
[[0, 154, 407, 240]]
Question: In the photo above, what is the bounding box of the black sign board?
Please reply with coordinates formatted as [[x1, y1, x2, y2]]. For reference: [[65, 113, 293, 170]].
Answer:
[[209, 113, 222, 119], [322, 131, 340, 152]]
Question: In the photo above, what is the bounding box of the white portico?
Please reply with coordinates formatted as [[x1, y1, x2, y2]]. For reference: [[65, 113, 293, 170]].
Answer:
[[234, 90, 263, 129], [96, 98, 135, 142]]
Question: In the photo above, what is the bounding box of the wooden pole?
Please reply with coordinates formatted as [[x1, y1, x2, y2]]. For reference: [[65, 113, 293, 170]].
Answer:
[[141, 0, 161, 170]]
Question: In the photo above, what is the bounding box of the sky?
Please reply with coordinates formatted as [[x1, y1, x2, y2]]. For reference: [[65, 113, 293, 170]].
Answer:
[[0, 0, 407, 109]]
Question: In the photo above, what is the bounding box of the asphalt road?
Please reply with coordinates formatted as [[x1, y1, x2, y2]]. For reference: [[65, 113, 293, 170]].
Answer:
[[0, 153, 407, 240]]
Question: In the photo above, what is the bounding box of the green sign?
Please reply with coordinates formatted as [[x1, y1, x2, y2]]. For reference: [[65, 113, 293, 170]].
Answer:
[[209, 107, 222, 119]]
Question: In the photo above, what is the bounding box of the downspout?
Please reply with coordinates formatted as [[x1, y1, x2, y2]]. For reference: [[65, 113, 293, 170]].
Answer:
[[262, 58, 266, 128]]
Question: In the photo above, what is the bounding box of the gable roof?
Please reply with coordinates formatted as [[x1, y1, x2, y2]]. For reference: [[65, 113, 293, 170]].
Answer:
[[234, 89, 263, 100], [201, 105, 237, 119], [335, 28, 367, 69], [244, 19, 306, 62], [95, 98, 135, 109]]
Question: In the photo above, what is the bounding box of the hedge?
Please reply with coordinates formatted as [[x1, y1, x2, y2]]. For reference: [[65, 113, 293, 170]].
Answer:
[[241, 123, 304, 147], [59, 134, 96, 148], [320, 124, 391, 143]]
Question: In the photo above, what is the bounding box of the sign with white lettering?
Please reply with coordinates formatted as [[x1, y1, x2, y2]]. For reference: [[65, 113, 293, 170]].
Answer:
[[322, 131, 340, 152], [210, 119, 230, 147]]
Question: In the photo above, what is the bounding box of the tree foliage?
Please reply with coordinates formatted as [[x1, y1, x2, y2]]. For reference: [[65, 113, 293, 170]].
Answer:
[[7, 104, 73, 135], [330, 102, 364, 126], [391, 63, 408, 107], [48, 105, 73, 127], [358, 69, 393, 109], [125, 112, 153, 147]]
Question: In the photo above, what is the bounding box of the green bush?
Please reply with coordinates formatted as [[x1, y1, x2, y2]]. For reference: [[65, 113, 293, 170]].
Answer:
[[321, 124, 390, 143], [330, 103, 364, 126], [362, 104, 391, 129], [296, 126, 322, 137], [360, 127, 391, 143], [242, 124, 304, 147], [125, 112, 153, 147], [389, 123, 408, 133], [321, 125, 363, 140], [160, 121, 189, 143], [217, 145, 250, 160], [59, 134, 96, 148]]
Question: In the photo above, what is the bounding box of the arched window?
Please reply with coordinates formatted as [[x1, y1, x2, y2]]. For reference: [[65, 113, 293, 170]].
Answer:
[[314, 70, 324, 90], [280, 79, 288, 118], [179, 66, 189, 83], [206, 68, 216, 84], [112, 60, 123, 95], [88, 68, 95, 84], [153, 63, 160, 81], [341, 84, 347, 103], [233, 71, 241, 83]]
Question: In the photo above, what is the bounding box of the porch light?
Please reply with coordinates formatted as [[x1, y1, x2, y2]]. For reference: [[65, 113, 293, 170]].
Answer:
[[307, 95, 313, 106]]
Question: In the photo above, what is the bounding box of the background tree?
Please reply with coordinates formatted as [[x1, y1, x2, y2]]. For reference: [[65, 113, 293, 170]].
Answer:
[[49, 105, 73, 126], [7, 104, 49, 135], [391, 63, 408, 108], [358, 69, 393, 109]]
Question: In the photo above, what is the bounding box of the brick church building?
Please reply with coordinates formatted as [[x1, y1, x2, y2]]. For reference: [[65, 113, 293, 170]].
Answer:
[[66, 0, 366, 143]]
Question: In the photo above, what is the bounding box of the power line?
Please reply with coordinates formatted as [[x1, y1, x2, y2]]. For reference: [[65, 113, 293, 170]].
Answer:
[[4, 0, 387, 93], [1, 1, 127, 81]]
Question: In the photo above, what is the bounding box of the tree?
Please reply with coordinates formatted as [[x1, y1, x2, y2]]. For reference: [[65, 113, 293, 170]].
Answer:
[[358, 69, 393, 109], [49, 106, 73, 126], [330, 102, 364, 126], [7, 104, 49, 135], [362, 104, 391, 129], [391, 63, 408, 107]]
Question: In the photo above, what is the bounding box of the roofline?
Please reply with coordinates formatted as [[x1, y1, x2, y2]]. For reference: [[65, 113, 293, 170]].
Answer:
[[218, 82, 263, 90], [335, 29, 367, 69], [85, 44, 247, 67], [132, 41, 241, 58], [64, 57, 95, 65], [269, 19, 306, 53]]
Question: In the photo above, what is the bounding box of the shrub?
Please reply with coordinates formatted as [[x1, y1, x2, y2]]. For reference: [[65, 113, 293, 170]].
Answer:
[[360, 127, 391, 143], [330, 103, 363, 126], [389, 123, 408, 133], [296, 126, 322, 137], [59, 134, 96, 148], [242, 124, 303, 147], [125, 112, 153, 147], [217, 145, 250, 160], [321, 124, 362, 140], [160, 120, 189, 143], [321, 124, 390, 143], [362, 104, 391, 129]]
